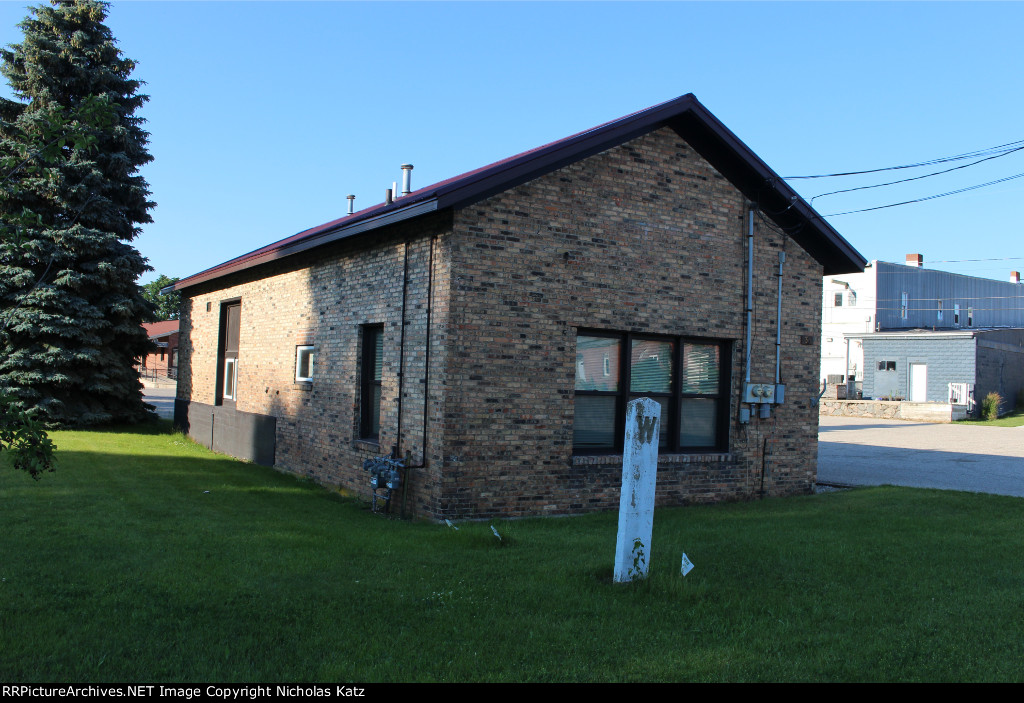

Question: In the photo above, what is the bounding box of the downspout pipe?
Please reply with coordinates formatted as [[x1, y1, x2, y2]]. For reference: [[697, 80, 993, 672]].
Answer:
[[775, 251, 785, 385], [395, 242, 409, 461], [400, 235, 436, 518], [744, 207, 754, 385]]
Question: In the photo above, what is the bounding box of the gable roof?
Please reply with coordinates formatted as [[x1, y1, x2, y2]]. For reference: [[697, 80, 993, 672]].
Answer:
[[142, 320, 179, 339], [174, 94, 865, 292]]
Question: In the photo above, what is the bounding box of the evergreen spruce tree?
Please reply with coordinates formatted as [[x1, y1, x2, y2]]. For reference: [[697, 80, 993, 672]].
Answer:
[[0, 0, 155, 426]]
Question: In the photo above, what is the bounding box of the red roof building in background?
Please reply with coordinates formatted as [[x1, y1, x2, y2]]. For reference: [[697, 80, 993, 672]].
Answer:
[[139, 321, 179, 381]]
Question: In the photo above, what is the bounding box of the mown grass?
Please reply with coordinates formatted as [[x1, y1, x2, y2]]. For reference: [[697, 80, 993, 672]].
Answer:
[[957, 407, 1024, 427], [3, 422, 1024, 682]]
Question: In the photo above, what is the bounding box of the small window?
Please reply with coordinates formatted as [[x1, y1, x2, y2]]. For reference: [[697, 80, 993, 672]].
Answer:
[[171, 348, 178, 369], [834, 292, 843, 307], [848, 291, 857, 306], [878, 361, 896, 371], [968, 307, 974, 327], [159, 348, 165, 362], [954, 303, 961, 325], [937, 299, 943, 322], [223, 358, 237, 400], [295, 345, 314, 383], [900, 292, 908, 320]]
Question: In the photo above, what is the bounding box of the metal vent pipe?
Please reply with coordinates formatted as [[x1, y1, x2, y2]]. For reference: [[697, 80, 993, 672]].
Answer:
[[401, 164, 413, 195]]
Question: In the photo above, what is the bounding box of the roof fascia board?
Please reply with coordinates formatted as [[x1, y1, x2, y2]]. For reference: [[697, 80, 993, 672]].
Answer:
[[175, 199, 438, 291]]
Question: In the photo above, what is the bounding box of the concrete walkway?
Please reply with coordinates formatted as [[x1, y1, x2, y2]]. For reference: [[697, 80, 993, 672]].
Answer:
[[818, 415, 1024, 497]]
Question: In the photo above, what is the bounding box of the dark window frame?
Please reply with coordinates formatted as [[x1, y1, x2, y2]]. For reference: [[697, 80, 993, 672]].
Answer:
[[573, 329, 731, 454], [215, 299, 241, 407], [360, 324, 384, 441]]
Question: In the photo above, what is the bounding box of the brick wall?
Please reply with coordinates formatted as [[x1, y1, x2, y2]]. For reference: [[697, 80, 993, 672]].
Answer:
[[178, 212, 453, 516], [438, 126, 823, 517]]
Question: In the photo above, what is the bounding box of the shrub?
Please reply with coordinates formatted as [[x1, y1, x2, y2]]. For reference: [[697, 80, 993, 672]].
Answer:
[[982, 392, 1003, 421]]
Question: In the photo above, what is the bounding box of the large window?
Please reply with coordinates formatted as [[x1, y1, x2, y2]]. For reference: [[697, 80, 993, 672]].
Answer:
[[574, 331, 729, 453], [360, 325, 383, 440]]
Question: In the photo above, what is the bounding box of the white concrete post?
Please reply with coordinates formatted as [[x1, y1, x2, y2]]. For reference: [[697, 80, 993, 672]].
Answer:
[[613, 397, 661, 582]]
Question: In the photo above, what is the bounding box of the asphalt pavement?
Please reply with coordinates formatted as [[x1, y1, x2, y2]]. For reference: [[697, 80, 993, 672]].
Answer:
[[142, 386, 176, 419], [818, 415, 1024, 497]]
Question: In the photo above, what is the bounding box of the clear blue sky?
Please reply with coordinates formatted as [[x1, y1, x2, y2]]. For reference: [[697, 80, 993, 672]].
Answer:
[[2, 1, 1023, 284]]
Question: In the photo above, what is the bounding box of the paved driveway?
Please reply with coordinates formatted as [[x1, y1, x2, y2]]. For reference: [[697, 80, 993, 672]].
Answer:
[[818, 415, 1024, 497], [142, 386, 176, 419]]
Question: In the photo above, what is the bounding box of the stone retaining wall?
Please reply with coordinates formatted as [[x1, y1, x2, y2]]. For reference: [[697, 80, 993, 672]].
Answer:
[[819, 400, 970, 422]]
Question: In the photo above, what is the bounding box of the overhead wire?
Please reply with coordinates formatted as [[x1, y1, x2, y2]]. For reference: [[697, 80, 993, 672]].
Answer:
[[808, 145, 1024, 204], [785, 138, 1024, 179]]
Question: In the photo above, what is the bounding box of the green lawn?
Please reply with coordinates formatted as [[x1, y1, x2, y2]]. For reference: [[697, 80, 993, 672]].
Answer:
[[957, 407, 1024, 427], [3, 423, 1024, 682]]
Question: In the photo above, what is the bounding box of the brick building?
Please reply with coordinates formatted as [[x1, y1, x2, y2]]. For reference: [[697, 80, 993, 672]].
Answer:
[[171, 94, 865, 519], [139, 320, 179, 379]]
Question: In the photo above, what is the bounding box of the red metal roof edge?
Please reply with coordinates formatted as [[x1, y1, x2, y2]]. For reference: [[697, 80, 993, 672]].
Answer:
[[174, 95, 702, 291], [142, 320, 179, 337], [175, 94, 865, 290]]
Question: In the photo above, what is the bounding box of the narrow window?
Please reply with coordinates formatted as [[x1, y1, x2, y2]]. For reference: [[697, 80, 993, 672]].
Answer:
[[295, 345, 314, 383], [900, 292, 908, 320], [360, 325, 384, 440], [574, 335, 621, 450], [218, 302, 241, 405], [968, 307, 974, 327], [170, 348, 178, 369], [834, 292, 843, 307], [223, 359, 237, 400], [848, 290, 857, 306], [937, 299, 943, 322], [954, 303, 960, 325]]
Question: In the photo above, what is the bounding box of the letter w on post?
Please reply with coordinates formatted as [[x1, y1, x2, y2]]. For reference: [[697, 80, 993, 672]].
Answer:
[[637, 414, 658, 444]]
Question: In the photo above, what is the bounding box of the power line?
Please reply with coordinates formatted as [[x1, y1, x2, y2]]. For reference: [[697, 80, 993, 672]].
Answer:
[[918, 257, 1024, 264], [785, 138, 1024, 179], [822, 171, 1024, 217], [808, 145, 1024, 204]]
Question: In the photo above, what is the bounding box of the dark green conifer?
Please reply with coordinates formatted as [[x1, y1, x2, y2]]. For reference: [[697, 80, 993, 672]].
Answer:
[[0, 0, 155, 426]]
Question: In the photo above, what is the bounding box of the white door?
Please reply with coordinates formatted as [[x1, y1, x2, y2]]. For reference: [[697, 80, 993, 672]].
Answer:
[[910, 363, 928, 402]]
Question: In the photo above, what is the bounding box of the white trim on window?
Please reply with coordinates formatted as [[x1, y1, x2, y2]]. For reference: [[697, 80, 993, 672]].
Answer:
[[223, 358, 238, 400], [295, 345, 314, 383]]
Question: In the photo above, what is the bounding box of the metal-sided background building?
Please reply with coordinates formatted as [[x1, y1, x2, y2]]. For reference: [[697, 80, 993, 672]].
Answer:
[[171, 95, 865, 519], [822, 254, 1024, 411]]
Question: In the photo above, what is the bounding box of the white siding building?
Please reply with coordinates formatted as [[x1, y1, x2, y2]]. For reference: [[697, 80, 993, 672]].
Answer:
[[821, 254, 1024, 395]]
